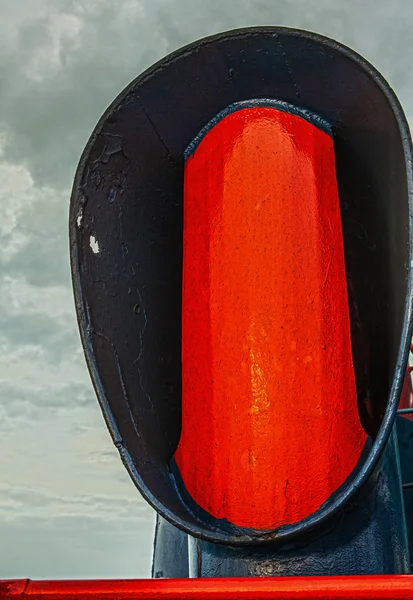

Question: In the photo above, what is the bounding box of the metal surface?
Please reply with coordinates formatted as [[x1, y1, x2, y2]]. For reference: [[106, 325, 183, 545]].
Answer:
[[151, 515, 189, 579], [176, 101, 366, 530], [3, 577, 413, 600], [184, 430, 409, 577], [69, 26, 413, 547]]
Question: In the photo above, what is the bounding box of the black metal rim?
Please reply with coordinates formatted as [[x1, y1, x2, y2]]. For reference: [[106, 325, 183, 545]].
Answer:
[[69, 26, 413, 545]]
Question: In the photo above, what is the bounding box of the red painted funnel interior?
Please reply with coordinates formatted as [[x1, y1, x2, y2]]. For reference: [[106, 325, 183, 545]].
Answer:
[[175, 104, 367, 530]]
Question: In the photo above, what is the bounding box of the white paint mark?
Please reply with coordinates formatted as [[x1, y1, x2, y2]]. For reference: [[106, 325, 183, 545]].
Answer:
[[76, 209, 83, 227], [89, 235, 100, 254]]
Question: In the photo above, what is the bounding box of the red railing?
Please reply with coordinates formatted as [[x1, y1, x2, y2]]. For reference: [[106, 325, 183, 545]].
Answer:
[[1, 577, 413, 600]]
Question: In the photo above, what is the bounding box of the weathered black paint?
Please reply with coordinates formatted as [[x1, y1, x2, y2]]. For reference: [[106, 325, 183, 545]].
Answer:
[[191, 430, 410, 576], [396, 416, 413, 563], [152, 515, 189, 578], [152, 429, 410, 576], [69, 26, 413, 564]]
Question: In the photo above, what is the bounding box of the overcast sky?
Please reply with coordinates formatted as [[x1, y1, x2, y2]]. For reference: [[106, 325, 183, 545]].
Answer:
[[1, 0, 413, 581]]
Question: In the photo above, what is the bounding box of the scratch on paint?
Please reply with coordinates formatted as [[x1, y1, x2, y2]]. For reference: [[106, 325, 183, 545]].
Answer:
[[322, 247, 335, 289], [92, 329, 142, 439]]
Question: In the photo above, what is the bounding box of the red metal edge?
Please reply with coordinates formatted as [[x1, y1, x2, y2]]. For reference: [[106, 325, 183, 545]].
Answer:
[[2, 577, 413, 600]]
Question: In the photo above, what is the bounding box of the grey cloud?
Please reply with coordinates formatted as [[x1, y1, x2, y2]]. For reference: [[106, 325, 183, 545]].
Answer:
[[0, 515, 154, 578], [0, 313, 77, 359], [0, 0, 170, 189], [5, 237, 71, 288], [0, 182, 71, 286], [1, 0, 413, 192], [0, 379, 97, 445], [0, 484, 151, 520], [0, 381, 93, 410]]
